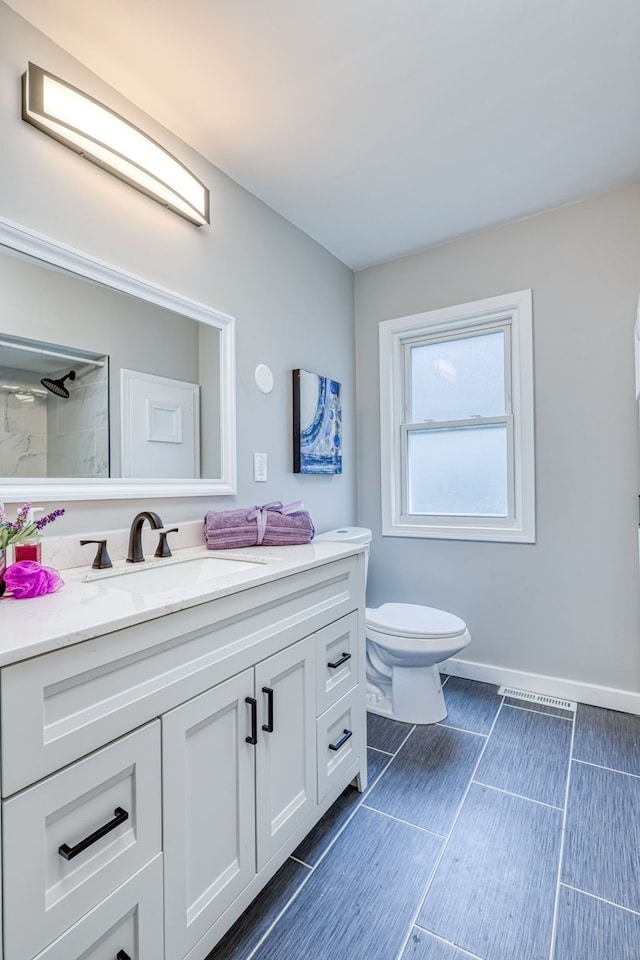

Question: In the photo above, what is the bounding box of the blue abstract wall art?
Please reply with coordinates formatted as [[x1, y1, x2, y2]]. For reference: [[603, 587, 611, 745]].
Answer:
[[292, 369, 342, 474]]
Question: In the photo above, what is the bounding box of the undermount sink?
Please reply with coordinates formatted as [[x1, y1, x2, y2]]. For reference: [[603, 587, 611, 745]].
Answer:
[[84, 554, 264, 595]]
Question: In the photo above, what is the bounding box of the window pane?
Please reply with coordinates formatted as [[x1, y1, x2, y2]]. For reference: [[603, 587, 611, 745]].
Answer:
[[410, 330, 505, 422], [407, 424, 508, 517]]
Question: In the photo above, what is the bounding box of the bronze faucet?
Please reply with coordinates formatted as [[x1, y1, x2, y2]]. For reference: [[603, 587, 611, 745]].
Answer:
[[127, 511, 164, 563]]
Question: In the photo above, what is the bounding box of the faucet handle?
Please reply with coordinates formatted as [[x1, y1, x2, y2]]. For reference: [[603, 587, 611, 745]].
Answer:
[[154, 528, 179, 559], [80, 539, 113, 570]]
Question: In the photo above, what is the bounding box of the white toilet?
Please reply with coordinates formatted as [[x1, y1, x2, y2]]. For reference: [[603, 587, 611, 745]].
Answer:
[[315, 527, 471, 724]]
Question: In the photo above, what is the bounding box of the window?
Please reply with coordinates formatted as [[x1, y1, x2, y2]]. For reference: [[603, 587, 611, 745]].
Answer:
[[379, 290, 535, 542]]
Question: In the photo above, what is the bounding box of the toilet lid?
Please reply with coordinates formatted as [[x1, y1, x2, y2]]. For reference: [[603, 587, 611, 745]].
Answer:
[[366, 602, 467, 639]]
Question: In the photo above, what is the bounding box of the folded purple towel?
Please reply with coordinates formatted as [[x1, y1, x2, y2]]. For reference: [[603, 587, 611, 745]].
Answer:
[[204, 501, 315, 550]]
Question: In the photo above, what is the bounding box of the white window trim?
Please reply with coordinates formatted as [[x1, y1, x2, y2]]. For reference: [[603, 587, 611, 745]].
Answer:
[[379, 289, 535, 543]]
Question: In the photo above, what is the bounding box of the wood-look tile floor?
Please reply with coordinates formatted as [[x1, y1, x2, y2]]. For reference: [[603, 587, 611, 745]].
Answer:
[[207, 676, 640, 960]]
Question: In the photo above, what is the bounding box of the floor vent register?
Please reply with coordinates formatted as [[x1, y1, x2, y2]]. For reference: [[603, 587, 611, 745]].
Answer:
[[497, 686, 577, 713]]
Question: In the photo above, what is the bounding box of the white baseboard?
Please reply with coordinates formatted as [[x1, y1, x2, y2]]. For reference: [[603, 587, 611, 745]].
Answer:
[[441, 656, 640, 717]]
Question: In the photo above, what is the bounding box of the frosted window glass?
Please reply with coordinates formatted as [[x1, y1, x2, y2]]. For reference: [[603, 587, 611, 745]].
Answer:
[[410, 331, 505, 422], [407, 424, 508, 516]]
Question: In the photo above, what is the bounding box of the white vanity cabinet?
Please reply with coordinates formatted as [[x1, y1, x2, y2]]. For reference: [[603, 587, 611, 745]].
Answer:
[[0, 549, 366, 960]]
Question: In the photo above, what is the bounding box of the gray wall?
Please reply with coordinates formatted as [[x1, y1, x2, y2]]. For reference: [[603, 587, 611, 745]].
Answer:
[[356, 183, 640, 695], [0, 3, 356, 534]]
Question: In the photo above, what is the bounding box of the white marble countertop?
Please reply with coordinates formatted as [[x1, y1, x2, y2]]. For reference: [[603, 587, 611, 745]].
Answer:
[[0, 541, 363, 667]]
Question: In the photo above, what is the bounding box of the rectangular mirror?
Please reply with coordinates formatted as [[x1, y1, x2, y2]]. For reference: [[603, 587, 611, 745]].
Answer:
[[0, 216, 236, 501]]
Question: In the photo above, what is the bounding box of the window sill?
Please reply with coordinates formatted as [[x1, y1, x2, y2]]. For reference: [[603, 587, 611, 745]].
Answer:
[[382, 519, 536, 543]]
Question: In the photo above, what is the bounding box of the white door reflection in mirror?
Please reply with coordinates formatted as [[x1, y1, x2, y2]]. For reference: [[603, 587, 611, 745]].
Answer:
[[121, 369, 200, 479]]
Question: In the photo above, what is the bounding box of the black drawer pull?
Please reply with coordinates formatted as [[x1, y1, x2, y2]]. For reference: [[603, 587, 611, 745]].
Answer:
[[246, 696, 258, 744], [262, 686, 274, 733], [117, 952, 131, 960], [328, 652, 351, 669], [58, 806, 129, 861], [329, 729, 353, 752]]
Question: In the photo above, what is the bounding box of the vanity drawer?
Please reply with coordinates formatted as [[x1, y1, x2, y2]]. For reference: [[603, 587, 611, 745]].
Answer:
[[315, 612, 360, 715], [3, 722, 161, 960], [32, 854, 164, 960], [316, 688, 366, 803]]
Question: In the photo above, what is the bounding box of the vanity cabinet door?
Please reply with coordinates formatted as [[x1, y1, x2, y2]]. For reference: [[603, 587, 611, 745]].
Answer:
[[162, 669, 256, 960], [254, 636, 316, 870]]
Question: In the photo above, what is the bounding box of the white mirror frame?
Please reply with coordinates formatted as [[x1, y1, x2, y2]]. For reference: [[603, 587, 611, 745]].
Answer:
[[0, 215, 236, 501]]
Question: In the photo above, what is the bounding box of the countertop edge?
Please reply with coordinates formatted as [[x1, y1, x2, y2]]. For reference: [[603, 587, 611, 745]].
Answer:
[[0, 542, 364, 668]]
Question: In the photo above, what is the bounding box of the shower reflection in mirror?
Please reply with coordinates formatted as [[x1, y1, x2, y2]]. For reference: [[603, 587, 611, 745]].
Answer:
[[0, 334, 109, 478]]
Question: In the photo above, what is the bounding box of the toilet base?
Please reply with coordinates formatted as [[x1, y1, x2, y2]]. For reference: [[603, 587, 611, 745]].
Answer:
[[366, 664, 447, 725], [366, 683, 394, 719]]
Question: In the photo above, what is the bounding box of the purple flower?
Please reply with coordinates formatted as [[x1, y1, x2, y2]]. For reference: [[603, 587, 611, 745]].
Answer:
[[14, 502, 32, 532], [0, 503, 65, 548], [36, 508, 65, 530]]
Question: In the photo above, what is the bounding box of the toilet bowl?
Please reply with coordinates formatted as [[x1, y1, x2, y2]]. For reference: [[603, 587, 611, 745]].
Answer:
[[366, 602, 470, 723], [314, 528, 471, 724]]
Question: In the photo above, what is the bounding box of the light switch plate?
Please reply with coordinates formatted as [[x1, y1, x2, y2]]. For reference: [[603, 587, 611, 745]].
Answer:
[[253, 452, 268, 482]]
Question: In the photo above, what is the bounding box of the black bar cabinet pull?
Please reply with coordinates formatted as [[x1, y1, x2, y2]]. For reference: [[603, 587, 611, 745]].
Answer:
[[329, 729, 353, 752], [246, 696, 258, 744], [327, 652, 351, 669], [116, 952, 131, 960], [58, 806, 129, 861], [262, 686, 274, 733]]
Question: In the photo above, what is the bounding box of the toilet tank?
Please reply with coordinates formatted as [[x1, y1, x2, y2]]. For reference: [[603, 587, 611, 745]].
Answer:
[[315, 527, 372, 585]]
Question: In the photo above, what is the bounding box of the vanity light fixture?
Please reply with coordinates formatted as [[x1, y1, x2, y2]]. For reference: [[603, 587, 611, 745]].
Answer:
[[22, 62, 210, 226]]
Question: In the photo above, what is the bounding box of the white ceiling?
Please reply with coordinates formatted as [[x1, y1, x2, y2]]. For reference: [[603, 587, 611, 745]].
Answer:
[[5, 0, 640, 269]]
